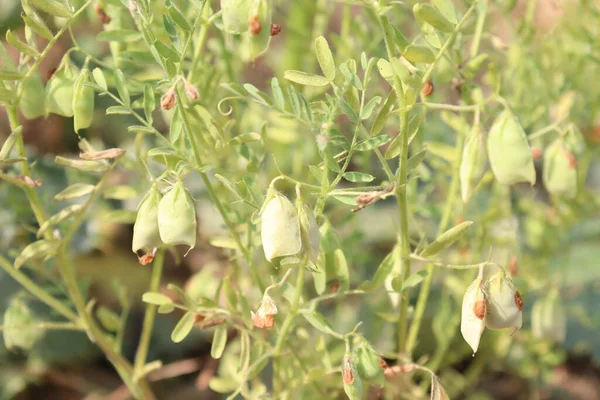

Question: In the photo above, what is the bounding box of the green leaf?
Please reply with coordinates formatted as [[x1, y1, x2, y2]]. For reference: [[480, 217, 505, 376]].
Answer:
[[271, 77, 285, 109], [37, 204, 83, 238], [166, 0, 191, 31], [400, 269, 429, 291], [0, 129, 20, 160], [96, 306, 120, 332], [432, 0, 458, 23], [333, 195, 357, 206], [92, 68, 107, 90], [407, 148, 428, 172], [229, 132, 261, 145], [15, 240, 58, 269], [6, 30, 39, 58], [315, 36, 336, 81], [106, 106, 131, 115], [414, 3, 455, 33], [55, 156, 108, 172], [403, 45, 436, 64], [358, 249, 395, 291], [143, 84, 155, 122], [153, 40, 181, 61], [142, 292, 173, 306], [343, 172, 375, 183], [29, 0, 72, 18], [114, 69, 130, 106], [210, 325, 227, 359], [171, 311, 195, 343], [284, 70, 330, 87], [355, 135, 391, 151], [21, 12, 53, 40], [420, 221, 473, 257], [339, 99, 359, 123], [96, 29, 142, 42], [333, 249, 350, 290], [339, 62, 363, 90], [360, 96, 382, 120], [370, 91, 396, 137], [104, 185, 138, 200], [301, 310, 335, 335]]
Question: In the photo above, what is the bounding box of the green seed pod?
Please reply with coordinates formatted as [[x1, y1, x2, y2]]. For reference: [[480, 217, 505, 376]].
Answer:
[[413, 3, 455, 33], [261, 191, 302, 262], [542, 139, 577, 199], [243, 0, 272, 61], [3, 297, 44, 351], [221, 0, 252, 34], [487, 109, 536, 185], [46, 72, 75, 117], [355, 337, 383, 381], [132, 184, 163, 254], [158, 179, 197, 252], [19, 72, 45, 119], [531, 289, 566, 343], [485, 269, 523, 331], [460, 129, 487, 202], [460, 276, 486, 354], [296, 197, 320, 265], [73, 69, 95, 132], [342, 354, 363, 400]]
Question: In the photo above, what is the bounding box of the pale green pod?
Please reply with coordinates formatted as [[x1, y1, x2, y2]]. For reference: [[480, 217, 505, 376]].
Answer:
[[221, 0, 252, 33], [460, 130, 487, 202], [158, 179, 197, 251], [261, 192, 301, 262], [297, 200, 320, 264], [485, 270, 523, 330], [355, 337, 383, 381], [542, 139, 577, 199], [460, 276, 486, 354], [243, 0, 272, 61], [46, 73, 75, 117], [20, 72, 45, 119], [73, 69, 95, 132], [342, 354, 363, 400], [487, 109, 536, 185], [531, 290, 566, 343], [3, 298, 44, 351], [132, 184, 163, 253]]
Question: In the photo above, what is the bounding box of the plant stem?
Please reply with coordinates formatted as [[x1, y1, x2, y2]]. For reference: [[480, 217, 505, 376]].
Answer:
[[175, 90, 265, 291], [0, 255, 79, 322], [0, 321, 83, 331], [273, 266, 305, 355], [134, 250, 165, 376], [405, 129, 466, 355], [377, 12, 412, 353]]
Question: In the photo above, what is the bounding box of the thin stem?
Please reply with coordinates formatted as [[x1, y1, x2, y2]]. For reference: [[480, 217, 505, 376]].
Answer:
[[0, 255, 79, 323], [405, 126, 466, 355], [134, 250, 165, 376], [273, 266, 305, 355], [421, 1, 480, 84], [0, 321, 83, 331], [175, 90, 265, 291]]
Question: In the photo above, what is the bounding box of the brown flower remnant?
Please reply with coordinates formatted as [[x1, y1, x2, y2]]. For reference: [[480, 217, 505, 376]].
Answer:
[[249, 15, 261, 35], [80, 148, 126, 160], [94, 4, 111, 24], [508, 256, 518, 276], [421, 80, 434, 97], [161, 88, 177, 110], [138, 252, 154, 265], [47, 67, 57, 80], [184, 80, 199, 101], [383, 363, 416, 378], [18, 175, 42, 187], [379, 358, 388, 369], [128, 0, 138, 13], [473, 300, 486, 320], [515, 291, 524, 311], [352, 186, 394, 212], [270, 24, 282, 36], [563, 149, 577, 169], [199, 317, 226, 329], [531, 147, 543, 160], [330, 282, 340, 293], [343, 357, 355, 385], [251, 294, 278, 329]]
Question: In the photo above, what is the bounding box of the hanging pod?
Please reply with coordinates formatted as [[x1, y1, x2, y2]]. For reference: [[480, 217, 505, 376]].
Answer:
[[73, 69, 95, 132], [19, 72, 45, 119], [46, 70, 75, 117], [158, 179, 197, 252], [460, 276, 487, 354], [260, 191, 302, 262], [484, 269, 523, 331], [542, 139, 577, 199], [243, 0, 272, 61], [132, 184, 163, 254], [296, 197, 321, 265], [342, 354, 363, 400], [460, 128, 487, 202], [221, 0, 252, 34], [531, 289, 566, 343], [354, 337, 383, 381], [487, 109, 536, 185]]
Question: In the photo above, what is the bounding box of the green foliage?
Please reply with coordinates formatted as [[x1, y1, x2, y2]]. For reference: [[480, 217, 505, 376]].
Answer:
[[1, 0, 599, 399]]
